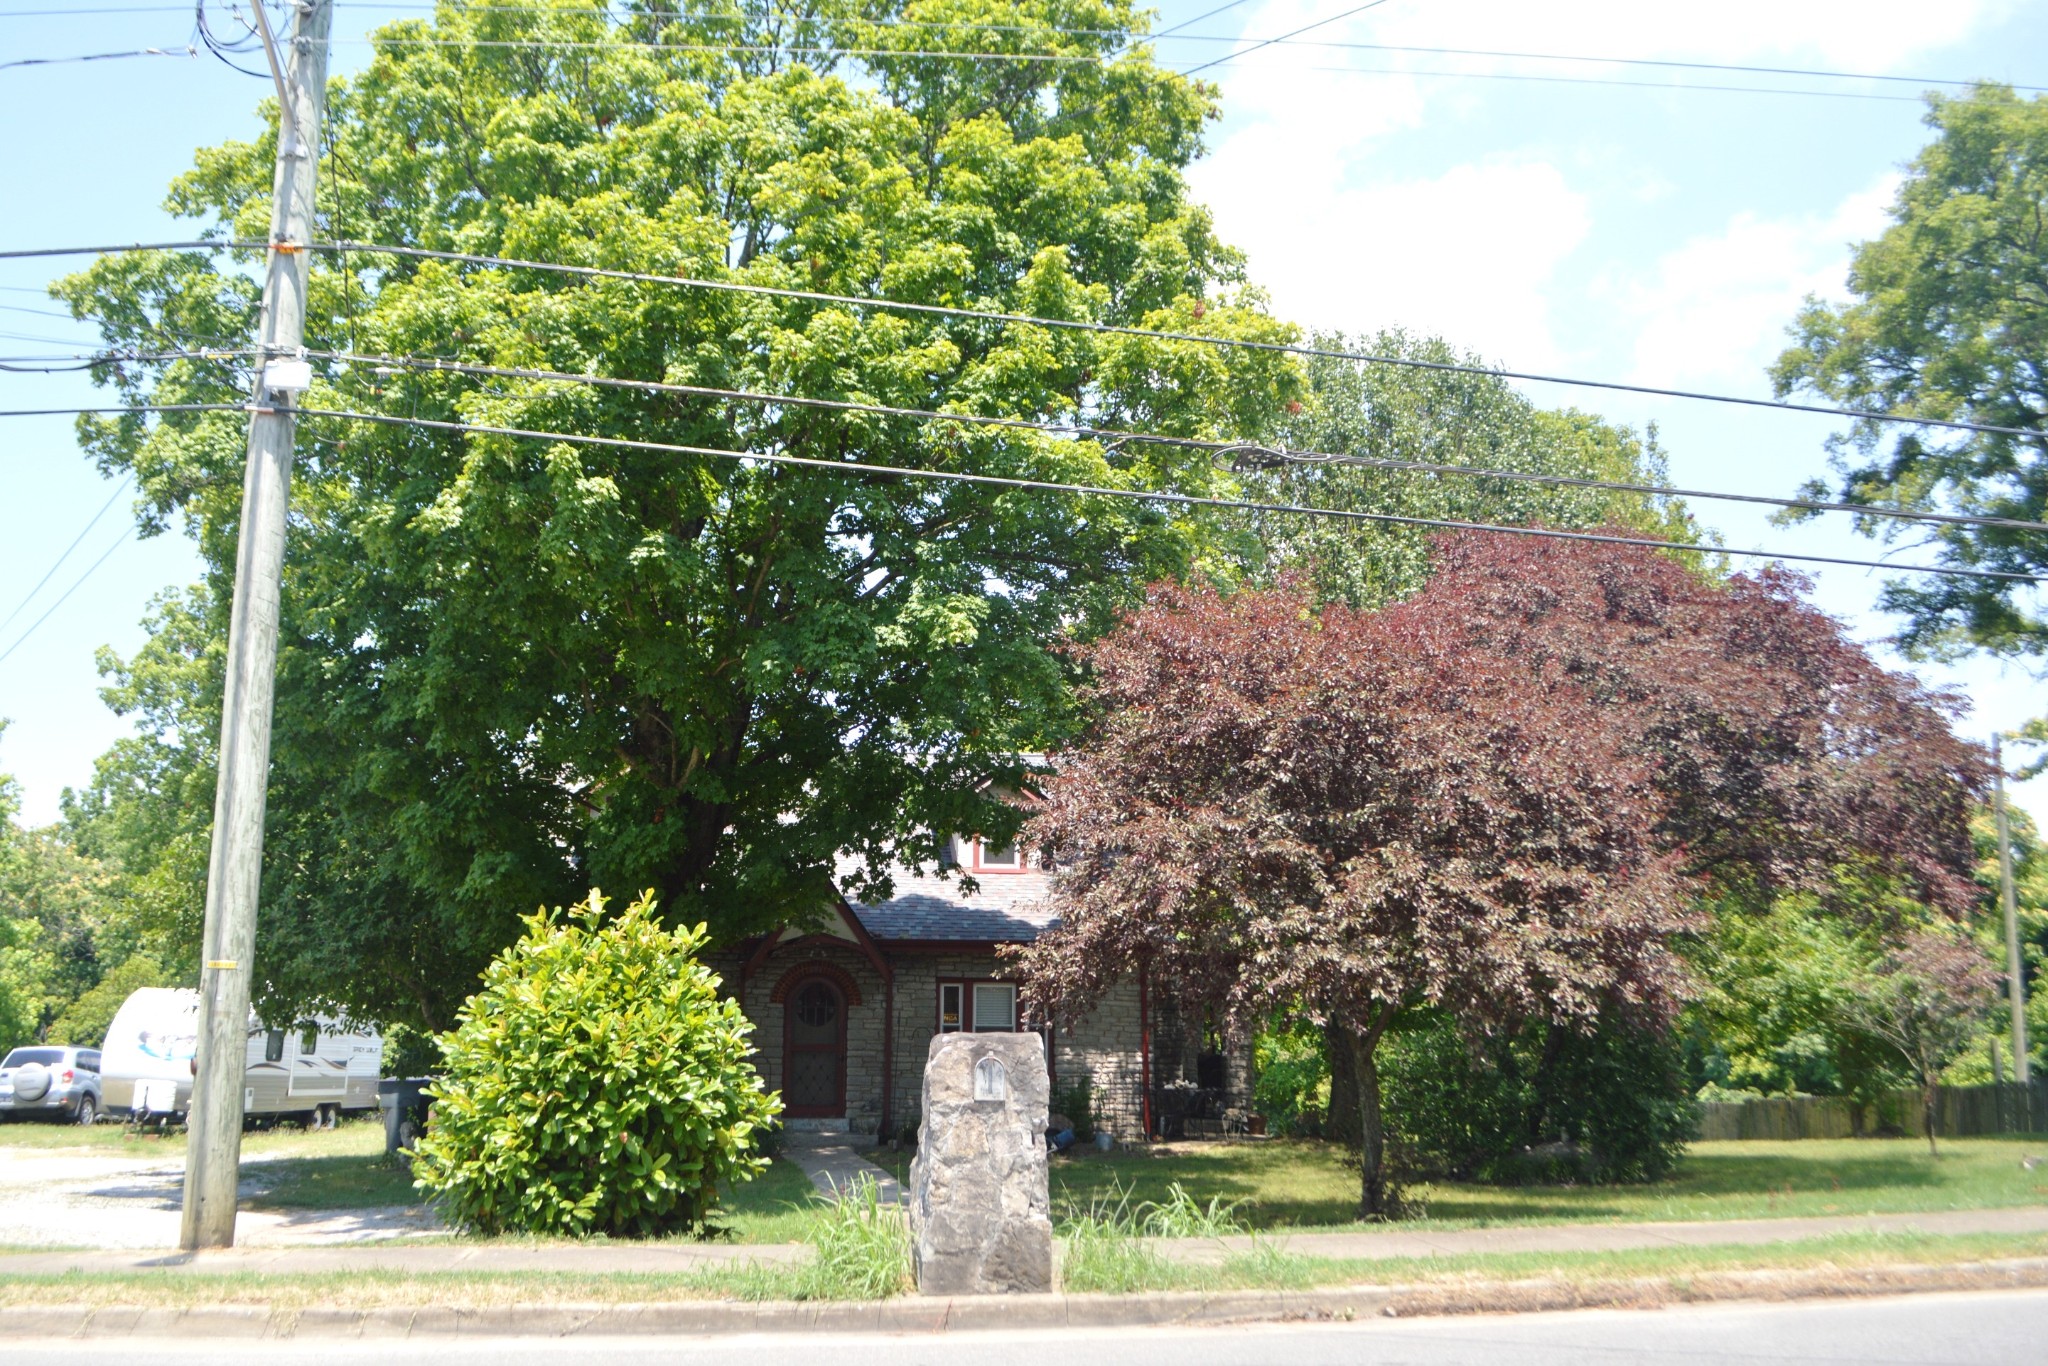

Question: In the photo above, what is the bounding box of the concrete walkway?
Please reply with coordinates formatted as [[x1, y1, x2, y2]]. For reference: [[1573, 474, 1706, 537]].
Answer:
[[781, 1132, 904, 1204], [3, 1204, 2042, 1280], [0, 1147, 440, 1251]]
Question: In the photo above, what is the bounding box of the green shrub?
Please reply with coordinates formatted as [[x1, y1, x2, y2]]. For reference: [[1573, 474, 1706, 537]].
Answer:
[[1252, 1022, 1330, 1136], [1052, 1072, 1097, 1142], [409, 888, 781, 1236], [1380, 1014, 1697, 1185], [377, 1020, 442, 1079], [1378, 1016, 1529, 1178]]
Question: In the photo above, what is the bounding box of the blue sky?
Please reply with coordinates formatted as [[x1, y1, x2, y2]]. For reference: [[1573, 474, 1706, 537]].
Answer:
[[1, 0, 2044, 827]]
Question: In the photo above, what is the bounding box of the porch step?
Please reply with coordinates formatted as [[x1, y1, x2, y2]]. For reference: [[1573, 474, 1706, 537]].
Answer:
[[782, 1117, 850, 1135]]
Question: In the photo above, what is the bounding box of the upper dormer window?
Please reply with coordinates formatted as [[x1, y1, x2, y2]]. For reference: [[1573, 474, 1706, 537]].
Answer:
[[972, 837, 1023, 872]]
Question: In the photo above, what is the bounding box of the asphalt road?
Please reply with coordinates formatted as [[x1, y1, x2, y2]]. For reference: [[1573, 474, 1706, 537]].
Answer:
[[4, 1290, 2045, 1365]]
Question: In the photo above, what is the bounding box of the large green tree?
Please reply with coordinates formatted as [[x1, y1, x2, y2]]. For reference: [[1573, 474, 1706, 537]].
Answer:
[[0, 722, 160, 1045], [57, 1, 1297, 1027], [1771, 84, 2048, 667], [1240, 329, 1703, 607]]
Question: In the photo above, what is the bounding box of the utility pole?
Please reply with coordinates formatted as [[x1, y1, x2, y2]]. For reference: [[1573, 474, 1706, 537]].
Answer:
[[181, 0, 332, 1252], [1994, 736, 2032, 1089]]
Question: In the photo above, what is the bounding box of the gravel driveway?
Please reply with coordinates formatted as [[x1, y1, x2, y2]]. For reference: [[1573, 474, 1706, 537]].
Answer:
[[0, 1141, 440, 1249]]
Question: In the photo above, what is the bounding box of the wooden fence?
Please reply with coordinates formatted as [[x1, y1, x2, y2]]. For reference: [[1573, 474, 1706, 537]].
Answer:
[[1698, 1081, 2048, 1142]]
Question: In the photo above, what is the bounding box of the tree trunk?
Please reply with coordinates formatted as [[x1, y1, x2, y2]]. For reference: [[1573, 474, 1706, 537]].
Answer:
[[1324, 1023, 1359, 1146], [1332, 1009, 1400, 1220], [1922, 1079, 1939, 1157]]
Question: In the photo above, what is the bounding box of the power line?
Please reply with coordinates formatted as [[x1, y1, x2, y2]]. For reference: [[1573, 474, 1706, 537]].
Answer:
[[11, 3, 2041, 97], [194, 0, 276, 79], [282, 405, 2047, 583], [0, 329, 109, 347], [1277, 61, 1931, 103], [0, 348, 254, 372], [0, 403, 242, 417], [2, 29, 1949, 102], [319, 349, 2048, 534], [1150, 0, 1252, 41], [0, 476, 130, 637], [1183, 0, 1389, 77], [7, 344, 2034, 533], [0, 348, 250, 359], [0, 45, 194, 73], [321, 22, 2048, 102], [3, 238, 2037, 441], [320, 239, 2043, 441], [3, 399, 2035, 582], [344, 37, 1105, 63], [1288, 37, 2048, 93], [355, 4, 2030, 99], [0, 526, 134, 668]]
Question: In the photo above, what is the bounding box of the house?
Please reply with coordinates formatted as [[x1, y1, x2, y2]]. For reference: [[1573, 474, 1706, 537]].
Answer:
[[714, 833, 1192, 1143]]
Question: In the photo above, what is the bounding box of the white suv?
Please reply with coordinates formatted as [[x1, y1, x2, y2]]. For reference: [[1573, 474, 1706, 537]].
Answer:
[[0, 1046, 103, 1125]]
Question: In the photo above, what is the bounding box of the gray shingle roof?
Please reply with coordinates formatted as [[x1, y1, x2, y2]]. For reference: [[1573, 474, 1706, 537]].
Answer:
[[842, 862, 1058, 943]]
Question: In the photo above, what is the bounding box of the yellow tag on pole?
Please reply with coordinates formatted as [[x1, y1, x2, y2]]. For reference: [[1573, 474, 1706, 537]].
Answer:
[[205, 960, 239, 970]]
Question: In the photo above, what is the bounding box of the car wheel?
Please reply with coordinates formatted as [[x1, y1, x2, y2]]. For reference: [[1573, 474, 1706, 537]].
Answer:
[[74, 1095, 97, 1126]]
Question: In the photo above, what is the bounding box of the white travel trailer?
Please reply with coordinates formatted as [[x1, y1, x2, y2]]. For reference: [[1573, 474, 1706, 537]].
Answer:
[[101, 987, 383, 1124]]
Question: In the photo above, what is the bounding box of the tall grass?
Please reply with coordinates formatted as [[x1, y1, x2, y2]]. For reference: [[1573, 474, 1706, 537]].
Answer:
[[783, 1174, 912, 1299], [1057, 1180, 1249, 1293], [712, 1179, 913, 1302]]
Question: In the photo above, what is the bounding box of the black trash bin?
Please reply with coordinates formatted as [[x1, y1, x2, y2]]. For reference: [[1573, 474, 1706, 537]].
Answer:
[[377, 1076, 433, 1165]]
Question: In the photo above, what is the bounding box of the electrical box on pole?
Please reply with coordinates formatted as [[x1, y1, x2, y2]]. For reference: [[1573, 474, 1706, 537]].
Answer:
[[180, 0, 334, 1252]]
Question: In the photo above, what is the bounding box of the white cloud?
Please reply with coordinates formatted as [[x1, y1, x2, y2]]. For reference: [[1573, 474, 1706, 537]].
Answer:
[[1190, 151, 1590, 366], [1181, 0, 2000, 373], [1612, 176, 1898, 391], [1181, 0, 2003, 388]]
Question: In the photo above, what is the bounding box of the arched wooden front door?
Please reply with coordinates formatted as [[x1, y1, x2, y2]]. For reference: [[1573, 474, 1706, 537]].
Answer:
[[782, 977, 846, 1117]]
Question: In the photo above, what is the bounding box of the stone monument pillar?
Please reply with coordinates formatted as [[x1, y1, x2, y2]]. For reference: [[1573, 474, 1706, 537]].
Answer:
[[907, 1032, 1053, 1295]]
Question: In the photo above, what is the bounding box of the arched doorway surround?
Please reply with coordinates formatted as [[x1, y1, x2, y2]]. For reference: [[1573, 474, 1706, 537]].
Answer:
[[781, 972, 848, 1118]]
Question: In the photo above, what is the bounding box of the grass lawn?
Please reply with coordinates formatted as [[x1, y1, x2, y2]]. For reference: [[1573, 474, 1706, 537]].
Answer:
[[0, 1229, 2039, 1308], [871, 1136, 2048, 1232], [1060, 1227, 2048, 1296]]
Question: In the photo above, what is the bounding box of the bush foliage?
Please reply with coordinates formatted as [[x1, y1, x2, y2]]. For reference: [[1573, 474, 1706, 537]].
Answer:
[[1380, 1015, 1698, 1185], [1252, 1022, 1329, 1137], [409, 889, 780, 1236], [1250, 1013, 1695, 1184]]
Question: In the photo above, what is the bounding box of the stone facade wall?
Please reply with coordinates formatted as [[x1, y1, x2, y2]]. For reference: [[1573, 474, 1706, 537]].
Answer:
[[715, 941, 1148, 1144], [1051, 978, 1146, 1141], [885, 950, 1015, 1139], [716, 940, 891, 1136]]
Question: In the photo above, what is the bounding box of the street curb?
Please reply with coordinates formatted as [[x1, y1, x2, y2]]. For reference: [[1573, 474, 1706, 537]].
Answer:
[[3, 1257, 2046, 1337]]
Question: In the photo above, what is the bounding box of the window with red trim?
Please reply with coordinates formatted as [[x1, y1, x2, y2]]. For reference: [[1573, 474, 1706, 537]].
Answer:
[[937, 979, 1019, 1033], [970, 837, 1023, 872]]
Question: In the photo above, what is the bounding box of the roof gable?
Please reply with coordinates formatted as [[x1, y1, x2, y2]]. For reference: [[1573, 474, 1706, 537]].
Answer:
[[838, 857, 1057, 943]]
